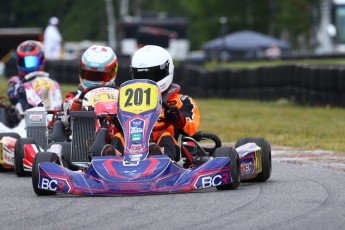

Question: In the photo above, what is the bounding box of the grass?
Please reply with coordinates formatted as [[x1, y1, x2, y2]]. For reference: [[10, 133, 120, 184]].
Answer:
[[1, 77, 345, 152], [197, 98, 345, 152]]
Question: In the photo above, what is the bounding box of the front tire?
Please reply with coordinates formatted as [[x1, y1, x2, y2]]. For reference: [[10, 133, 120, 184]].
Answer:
[[214, 147, 240, 190], [235, 137, 271, 182], [32, 152, 59, 196]]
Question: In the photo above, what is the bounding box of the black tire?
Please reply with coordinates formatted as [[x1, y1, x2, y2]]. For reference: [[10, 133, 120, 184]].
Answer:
[[14, 138, 38, 177], [235, 137, 272, 182], [0, 132, 21, 139], [32, 152, 60, 196], [214, 147, 240, 190]]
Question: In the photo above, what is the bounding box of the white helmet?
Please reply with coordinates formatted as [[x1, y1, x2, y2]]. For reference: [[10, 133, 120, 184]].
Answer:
[[131, 45, 174, 93], [79, 45, 118, 88]]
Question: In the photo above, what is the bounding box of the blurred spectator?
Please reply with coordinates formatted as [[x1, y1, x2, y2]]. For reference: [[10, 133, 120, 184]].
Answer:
[[44, 16, 63, 60], [264, 45, 281, 59]]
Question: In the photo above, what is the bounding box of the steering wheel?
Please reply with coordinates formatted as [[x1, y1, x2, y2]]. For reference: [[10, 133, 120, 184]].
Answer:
[[24, 71, 50, 81]]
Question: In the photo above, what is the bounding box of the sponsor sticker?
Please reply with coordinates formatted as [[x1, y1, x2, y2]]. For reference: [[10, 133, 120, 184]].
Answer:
[[131, 133, 141, 141], [29, 114, 43, 123]]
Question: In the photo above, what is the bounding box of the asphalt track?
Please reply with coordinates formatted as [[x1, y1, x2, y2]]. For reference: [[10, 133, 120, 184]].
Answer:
[[1, 154, 345, 230]]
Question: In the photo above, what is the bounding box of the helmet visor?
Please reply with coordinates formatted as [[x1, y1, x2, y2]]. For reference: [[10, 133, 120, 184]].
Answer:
[[18, 56, 42, 68], [80, 69, 114, 83], [132, 60, 169, 82]]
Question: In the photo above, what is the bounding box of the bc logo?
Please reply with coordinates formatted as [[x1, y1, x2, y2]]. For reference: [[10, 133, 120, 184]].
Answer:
[[194, 175, 223, 189], [40, 178, 58, 191]]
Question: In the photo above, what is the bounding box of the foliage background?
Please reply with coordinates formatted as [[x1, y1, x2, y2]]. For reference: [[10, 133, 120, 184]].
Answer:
[[0, 0, 320, 50]]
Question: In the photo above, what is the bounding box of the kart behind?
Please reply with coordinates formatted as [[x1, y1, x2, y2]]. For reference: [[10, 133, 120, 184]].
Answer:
[[0, 71, 64, 173], [12, 85, 119, 176], [32, 79, 271, 196], [0, 71, 62, 134]]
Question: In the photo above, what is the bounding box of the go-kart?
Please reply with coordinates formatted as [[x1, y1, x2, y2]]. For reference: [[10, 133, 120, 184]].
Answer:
[[32, 79, 271, 196], [12, 85, 119, 176], [0, 71, 64, 173], [0, 71, 62, 135]]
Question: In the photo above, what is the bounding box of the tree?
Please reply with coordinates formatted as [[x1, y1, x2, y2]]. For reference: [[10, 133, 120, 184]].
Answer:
[[0, 0, 321, 50]]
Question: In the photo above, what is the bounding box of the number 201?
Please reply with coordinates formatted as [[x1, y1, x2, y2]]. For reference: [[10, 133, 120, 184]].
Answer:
[[124, 88, 151, 106]]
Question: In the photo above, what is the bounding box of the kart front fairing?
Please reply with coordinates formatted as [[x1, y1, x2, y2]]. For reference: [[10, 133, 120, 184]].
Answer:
[[0, 136, 17, 168], [37, 155, 232, 195], [0, 119, 26, 137]]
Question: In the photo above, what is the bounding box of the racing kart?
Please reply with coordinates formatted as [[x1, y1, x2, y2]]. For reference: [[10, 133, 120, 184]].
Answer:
[[12, 85, 119, 176], [32, 79, 271, 196], [0, 71, 63, 173], [0, 71, 62, 135]]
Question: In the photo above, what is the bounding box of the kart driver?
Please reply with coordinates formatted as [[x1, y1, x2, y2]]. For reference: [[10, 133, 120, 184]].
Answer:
[[102, 45, 200, 161], [64, 44, 119, 114], [7, 40, 50, 124]]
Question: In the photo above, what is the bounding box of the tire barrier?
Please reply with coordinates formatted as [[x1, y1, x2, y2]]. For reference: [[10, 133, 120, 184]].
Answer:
[[178, 63, 345, 107], [4, 59, 345, 107]]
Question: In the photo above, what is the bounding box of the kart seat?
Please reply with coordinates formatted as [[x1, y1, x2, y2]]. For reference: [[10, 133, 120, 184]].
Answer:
[[49, 120, 69, 142], [88, 127, 108, 157]]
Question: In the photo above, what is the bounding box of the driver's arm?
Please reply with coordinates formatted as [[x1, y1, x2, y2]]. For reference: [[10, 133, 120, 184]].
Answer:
[[166, 95, 200, 137]]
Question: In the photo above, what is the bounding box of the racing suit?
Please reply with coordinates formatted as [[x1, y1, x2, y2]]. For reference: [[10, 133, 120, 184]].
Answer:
[[110, 83, 200, 161], [8, 73, 57, 111], [7, 76, 28, 110]]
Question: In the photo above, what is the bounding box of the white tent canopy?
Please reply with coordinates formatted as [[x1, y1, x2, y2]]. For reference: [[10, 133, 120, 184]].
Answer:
[[202, 30, 290, 60]]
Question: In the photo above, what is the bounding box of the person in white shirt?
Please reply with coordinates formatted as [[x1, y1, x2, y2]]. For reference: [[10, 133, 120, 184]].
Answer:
[[43, 16, 63, 60]]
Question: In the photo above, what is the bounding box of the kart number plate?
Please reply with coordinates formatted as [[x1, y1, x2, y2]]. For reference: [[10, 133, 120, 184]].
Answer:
[[31, 77, 53, 91], [120, 82, 159, 114], [88, 92, 118, 105]]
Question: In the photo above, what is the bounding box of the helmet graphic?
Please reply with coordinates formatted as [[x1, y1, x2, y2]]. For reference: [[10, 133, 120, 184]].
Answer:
[[79, 45, 118, 88], [16, 40, 45, 77]]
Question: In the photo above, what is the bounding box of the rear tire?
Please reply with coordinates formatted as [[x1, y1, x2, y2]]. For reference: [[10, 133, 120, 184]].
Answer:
[[235, 137, 271, 182], [0, 132, 21, 139], [14, 138, 38, 177], [214, 147, 240, 190], [32, 152, 59, 196]]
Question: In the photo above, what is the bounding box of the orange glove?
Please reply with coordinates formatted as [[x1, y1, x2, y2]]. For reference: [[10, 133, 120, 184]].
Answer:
[[70, 98, 82, 111]]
